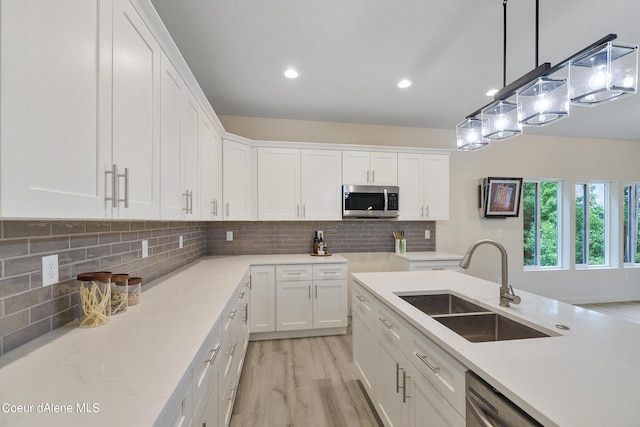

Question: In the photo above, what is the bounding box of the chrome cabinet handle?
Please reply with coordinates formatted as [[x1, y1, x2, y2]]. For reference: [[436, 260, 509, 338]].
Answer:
[[227, 343, 236, 356], [303, 204, 306, 218], [396, 363, 401, 393], [355, 295, 366, 302], [227, 386, 237, 402], [315, 284, 318, 298], [366, 170, 370, 183], [425, 205, 429, 218], [183, 190, 190, 213], [189, 190, 193, 213], [414, 352, 439, 374], [205, 344, 220, 365], [105, 164, 117, 208], [402, 370, 410, 403], [228, 309, 237, 319], [225, 202, 230, 217], [379, 317, 394, 329], [421, 205, 425, 217], [244, 303, 248, 324], [117, 167, 129, 208], [297, 204, 300, 218], [372, 170, 375, 183], [308, 285, 311, 299], [214, 199, 218, 216]]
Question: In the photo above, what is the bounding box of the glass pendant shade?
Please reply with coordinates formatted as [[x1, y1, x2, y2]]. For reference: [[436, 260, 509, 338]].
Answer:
[[569, 41, 639, 105], [456, 118, 489, 150], [517, 77, 569, 126], [481, 100, 522, 140]]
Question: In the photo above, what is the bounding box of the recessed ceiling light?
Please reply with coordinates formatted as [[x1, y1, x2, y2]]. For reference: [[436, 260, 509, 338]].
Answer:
[[398, 79, 412, 89], [486, 88, 499, 96], [284, 68, 299, 79]]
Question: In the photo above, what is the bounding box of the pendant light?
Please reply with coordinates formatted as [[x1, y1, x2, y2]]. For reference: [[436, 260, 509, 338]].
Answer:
[[456, 117, 489, 150], [569, 41, 638, 105], [455, 0, 638, 151]]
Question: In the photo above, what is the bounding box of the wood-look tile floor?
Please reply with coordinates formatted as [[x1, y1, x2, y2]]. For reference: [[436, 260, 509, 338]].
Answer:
[[230, 327, 382, 427], [578, 300, 640, 325]]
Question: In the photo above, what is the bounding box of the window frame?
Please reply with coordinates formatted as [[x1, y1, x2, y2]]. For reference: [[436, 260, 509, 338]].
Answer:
[[574, 181, 611, 268], [623, 182, 640, 266], [523, 179, 563, 270]]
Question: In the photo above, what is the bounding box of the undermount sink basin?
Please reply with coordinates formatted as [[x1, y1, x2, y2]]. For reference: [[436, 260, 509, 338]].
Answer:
[[434, 312, 551, 342], [398, 293, 490, 316], [396, 292, 552, 342]]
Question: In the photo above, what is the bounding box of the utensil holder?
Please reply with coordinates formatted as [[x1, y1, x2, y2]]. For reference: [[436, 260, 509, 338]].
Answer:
[[395, 238, 406, 254]]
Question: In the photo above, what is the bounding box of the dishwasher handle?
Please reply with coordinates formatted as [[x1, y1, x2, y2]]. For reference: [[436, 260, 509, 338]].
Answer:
[[466, 393, 497, 427]]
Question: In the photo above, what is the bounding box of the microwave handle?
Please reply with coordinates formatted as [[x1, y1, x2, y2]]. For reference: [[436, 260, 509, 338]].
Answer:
[[384, 188, 388, 212]]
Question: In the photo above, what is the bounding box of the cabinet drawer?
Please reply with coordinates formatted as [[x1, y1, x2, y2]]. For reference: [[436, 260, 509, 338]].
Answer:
[[276, 264, 313, 281], [192, 318, 222, 413], [353, 282, 375, 320], [375, 301, 408, 353], [407, 328, 466, 416], [312, 263, 347, 280], [410, 260, 463, 272]]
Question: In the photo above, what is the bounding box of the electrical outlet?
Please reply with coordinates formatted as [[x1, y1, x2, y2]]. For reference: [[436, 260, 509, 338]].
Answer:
[[142, 240, 149, 258], [42, 254, 59, 287], [179, 235, 184, 249], [425, 230, 431, 239], [226, 231, 233, 241]]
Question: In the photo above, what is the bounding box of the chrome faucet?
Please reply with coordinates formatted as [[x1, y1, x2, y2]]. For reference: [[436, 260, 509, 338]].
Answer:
[[459, 239, 521, 307]]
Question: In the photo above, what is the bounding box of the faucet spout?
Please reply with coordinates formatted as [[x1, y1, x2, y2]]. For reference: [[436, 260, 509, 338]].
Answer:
[[458, 239, 520, 307]]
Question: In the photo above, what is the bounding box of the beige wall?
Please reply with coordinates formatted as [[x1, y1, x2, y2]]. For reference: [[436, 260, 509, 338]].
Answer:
[[221, 115, 640, 304]]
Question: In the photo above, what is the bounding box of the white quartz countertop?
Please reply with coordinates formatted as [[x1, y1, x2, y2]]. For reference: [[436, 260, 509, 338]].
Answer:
[[352, 270, 640, 427], [388, 251, 463, 261], [0, 254, 346, 427]]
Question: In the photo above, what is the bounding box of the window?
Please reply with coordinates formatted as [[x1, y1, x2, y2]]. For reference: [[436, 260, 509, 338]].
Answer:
[[623, 184, 640, 264], [523, 180, 560, 267], [575, 182, 608, 266]]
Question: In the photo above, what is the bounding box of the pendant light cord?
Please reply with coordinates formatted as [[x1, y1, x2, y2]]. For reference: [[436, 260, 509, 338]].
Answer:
[[535, 0, 539, 67], [503, 0, 507, 88]]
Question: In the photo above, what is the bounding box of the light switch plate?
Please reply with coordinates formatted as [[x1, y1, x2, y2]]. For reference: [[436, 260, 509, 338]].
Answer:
[[425, 230, 431, 239], [179, 235, 184, 249], [226, 231, 233, 241], [42, 254, 59, 287]]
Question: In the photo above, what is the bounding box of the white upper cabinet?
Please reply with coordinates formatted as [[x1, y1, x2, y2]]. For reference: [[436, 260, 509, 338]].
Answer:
[[257, 147, 301, 220], [257, 147, 342, 221], [111, 0, 161, 219], [300, 149, 342, 220], [199, 116, 222, 220], [398, 153, 450, 221], [0, 0, 108, 218], [342, 151, 397, 186], [180, 88, 200, 219], [222, 139, 255, 220]]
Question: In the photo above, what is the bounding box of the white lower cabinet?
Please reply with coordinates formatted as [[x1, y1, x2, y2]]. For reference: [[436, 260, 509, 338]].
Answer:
[[354, 281, 466, 427]]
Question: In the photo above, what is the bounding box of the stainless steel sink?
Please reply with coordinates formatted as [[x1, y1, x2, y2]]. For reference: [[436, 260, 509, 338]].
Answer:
[[398, 293, 490, 316], [434, 312, 551, 342]]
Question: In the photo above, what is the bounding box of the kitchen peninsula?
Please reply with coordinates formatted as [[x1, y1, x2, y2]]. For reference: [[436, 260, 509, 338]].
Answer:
[[352, 270, 640, 426]]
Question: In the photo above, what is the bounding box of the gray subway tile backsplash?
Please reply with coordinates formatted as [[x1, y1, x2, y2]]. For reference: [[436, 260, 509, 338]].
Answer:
[[0, 218, 436, 356]]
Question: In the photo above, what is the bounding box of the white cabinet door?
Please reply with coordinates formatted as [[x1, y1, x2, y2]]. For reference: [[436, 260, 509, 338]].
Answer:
[[397, 153, 424, 221], [398, 153, 450, 221], [300, 149, 342, 220], [222, 139, 254, 220], [376, 333, 406, 427], [342, 151, 397, 185], [199, 116, 222, 220], [423, 154, 449, 220], [276, 281, 313, 331], [406, 362, 465, 427], [257, 147, 301, 220], [352, 301, 376, 399], [111, 0, 161, 219], [159, 52, 183, 219], [250, 265, 276, 333], [180, 88, 200, 219], [0, 0, 108, 218], [342, 151, 370, 185], [313, 280, 348, 329], [370, 152, 398, 186]]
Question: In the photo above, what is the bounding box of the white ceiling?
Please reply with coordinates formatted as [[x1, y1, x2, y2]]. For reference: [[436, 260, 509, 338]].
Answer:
[[149, 0, 640, 142]]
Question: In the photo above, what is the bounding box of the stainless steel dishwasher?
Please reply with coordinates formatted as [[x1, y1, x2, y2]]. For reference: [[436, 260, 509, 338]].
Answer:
[[466, 371, 543, 427]]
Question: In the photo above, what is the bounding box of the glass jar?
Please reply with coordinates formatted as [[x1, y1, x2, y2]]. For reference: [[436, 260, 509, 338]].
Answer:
[[77, 272, 112, 327], [110, 273, 129, 315], [128, 277, 142, 306]]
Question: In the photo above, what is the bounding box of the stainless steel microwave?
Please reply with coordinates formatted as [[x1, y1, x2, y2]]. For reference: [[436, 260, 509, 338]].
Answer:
[[342, 185, 399, 218]]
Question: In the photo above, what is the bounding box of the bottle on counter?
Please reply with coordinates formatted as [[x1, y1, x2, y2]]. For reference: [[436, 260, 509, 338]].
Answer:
[[313, 231, 319, 254], [318, 234, 325, 255]]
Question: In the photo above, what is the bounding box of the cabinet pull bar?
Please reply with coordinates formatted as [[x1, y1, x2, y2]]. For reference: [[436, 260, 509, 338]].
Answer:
[[366, 170, 370, 183], [116, 167, 129, 208], [402, 371, 410, 403], [205, 344, 220, 364], [225, 202, 230, 217], [183, 191, 190, 212], [395, 363, 401, 393], [315, 284, 318, 298], [105, 165, 117, 207], [466, 394, 497, 427], [372, 170, 375, 183], [308, 285, 311, 299], [355, 295, 366, 302], [303, 204, 306, 218], [228, 309, 237, 319], [414, 352, 439, 374], [379, 317, 394, 330]]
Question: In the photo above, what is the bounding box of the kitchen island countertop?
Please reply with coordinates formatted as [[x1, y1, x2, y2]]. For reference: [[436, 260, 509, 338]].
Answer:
[[352, 270, 640, 427]]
